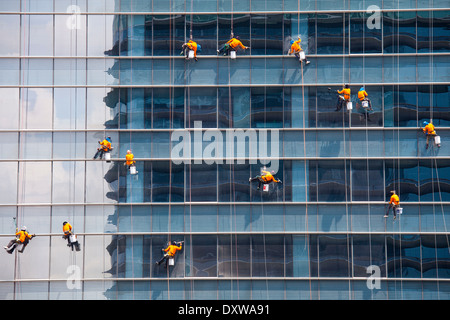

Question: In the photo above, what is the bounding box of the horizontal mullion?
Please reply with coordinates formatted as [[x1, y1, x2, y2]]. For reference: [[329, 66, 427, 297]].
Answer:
[[1, 8, 449, 15], [2, 52, 450, 59], [1, 201, 449, 206], [1, 83, 449, 89]]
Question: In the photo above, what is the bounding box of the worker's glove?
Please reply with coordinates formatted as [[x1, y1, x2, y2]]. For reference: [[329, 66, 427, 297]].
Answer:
[[278, 180, 282, 184]]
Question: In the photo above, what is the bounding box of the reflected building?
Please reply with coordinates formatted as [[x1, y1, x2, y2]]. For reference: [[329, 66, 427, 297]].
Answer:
[[0, 0, 449, 300]]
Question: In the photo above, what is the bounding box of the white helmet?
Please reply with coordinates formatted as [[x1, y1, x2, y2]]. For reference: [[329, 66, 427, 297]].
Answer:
[[21, 226, 27, 231]]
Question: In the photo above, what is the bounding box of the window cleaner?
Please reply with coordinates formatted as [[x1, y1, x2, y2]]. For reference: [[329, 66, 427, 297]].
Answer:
[[288, 37, 310, 66], [334, 84, 352, 111], [124, 149, 137, 174], [384, 190, 400, 220], [422, 121, 441, 149], [357, 87, 374, 121], [63, 221, 80, 252], [156, 241, 184, 268], [249, 168, 282, 191], [93, 136, 113, 161], [217, 36, 249, 58], [4, 226, 35, 254], [180, 39, 200, 61], [357, 87, 373, 111]]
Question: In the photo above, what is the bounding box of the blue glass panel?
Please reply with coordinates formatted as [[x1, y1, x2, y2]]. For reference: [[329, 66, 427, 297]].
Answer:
[[188, 87, 217, 128], [187, 15, 217, 55], [318, 235, 350, 277], [432, 11, 450, 52], [317, 160, 350, 202], [185, 205, 217, 232], [318, 205, 348, 232], [316, 13, 347, 54]]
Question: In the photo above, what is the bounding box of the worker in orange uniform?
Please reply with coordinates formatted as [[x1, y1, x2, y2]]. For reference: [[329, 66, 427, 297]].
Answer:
[[288, 37, 310, 65], [124, 150, 136, 169], [422, 121, 440, 149], [335, 84, 351, 111], [384, 190, 400, 220], [62, 221, 80, 251], [181, 39, 199, 61], [93, 136, 112, 160], [217, 36, 249, 56], [156, 241, 184, 268], [249, 169, 282, 190], [358, 87, 373, 111], [4, 226, 35, 254], [62, 221, 73, 246]]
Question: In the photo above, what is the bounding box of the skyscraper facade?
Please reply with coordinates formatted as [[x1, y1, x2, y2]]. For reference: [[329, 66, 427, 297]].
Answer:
[[0, 0, 449, 300]]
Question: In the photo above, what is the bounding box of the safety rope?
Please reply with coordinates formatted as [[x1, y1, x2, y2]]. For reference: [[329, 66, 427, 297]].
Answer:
[[260, 168, 269, 300], [167, 5, 174, 299], [295, 9, 313, 297]]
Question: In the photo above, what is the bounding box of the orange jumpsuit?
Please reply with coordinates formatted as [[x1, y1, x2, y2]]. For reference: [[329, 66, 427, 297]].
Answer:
[[164, 244, 182, 257], [226, 38, 247, 50], [126, 153, 135, 166], [338, 88, 351, 101], [289, 40, 302, 54], [184, 40, 198, 58], [423, 123, 436, 136], [63, 222, 73, 235], [100, 139, 111, 151]]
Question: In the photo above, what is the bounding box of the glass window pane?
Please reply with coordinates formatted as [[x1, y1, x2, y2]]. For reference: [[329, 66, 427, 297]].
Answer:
[[188, 15, 216, 55], [54, 88, 86, 130], [190, 235, 217, 277], [22, 59, 53, 86], [0, 163, 17, 204], [188, 88, 217, 128], [19, 132, 52, 159], [0, 88, 19, 129], [252, 235, 285, 277], [317, 160, 350, 202], [316, 13, 347, 54], [18, 162, 51, 203], [52, 161, 85, 203], [187, 164, 217, 202], [84, 235, 114, 278], [87, 15, 115, 56], [318, 235, 350, 277], [23, 15, 53, 56], [55, 14, 86, 56], [0, 15, 19, 56], [54, 59, 86, 86]]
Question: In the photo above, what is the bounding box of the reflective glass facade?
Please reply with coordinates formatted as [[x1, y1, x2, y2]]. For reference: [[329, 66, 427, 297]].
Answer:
[[0, 0, 449, 300]]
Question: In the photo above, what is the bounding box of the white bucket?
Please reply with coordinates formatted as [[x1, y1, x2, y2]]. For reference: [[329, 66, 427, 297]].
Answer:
[[168, 258, 175, 266], [105, 152, 111, 162], [263, 184, 269, 192], [230, 50, 236, 59], [130, 165, 137, 175], [346, 101, 353, 110], [435, 135, 441, 145], [362, 100, 369, 108], [69, 234, 77, 243], [188, 50, 194, 59], [396, 207, 403, 215], [299, 51, 305, 61]]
